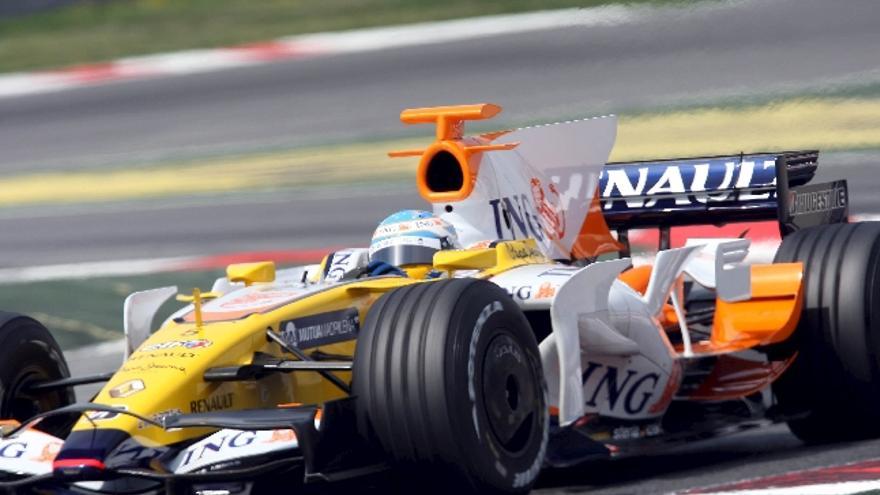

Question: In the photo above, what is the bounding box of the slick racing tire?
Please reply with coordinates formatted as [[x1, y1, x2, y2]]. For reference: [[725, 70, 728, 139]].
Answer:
[[0, 312, 74, 435], [773, 222, 880, 443], [353, 279, 548, 494]]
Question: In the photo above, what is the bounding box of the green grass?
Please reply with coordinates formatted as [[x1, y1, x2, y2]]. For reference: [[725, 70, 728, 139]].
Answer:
[[0, 0, 676, 72], [0, 270, 223, 350]]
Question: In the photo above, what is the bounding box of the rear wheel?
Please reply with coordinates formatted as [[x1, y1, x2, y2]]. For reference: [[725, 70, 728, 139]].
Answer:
[[0, 313, 74, 435], [773, 222, 880, 442], [353, 279, 548, 494]]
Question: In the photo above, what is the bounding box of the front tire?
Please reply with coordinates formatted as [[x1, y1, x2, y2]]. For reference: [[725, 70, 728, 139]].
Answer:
[[353, 279, 548, 494], [0, 313, 74, 435], [773, 222, 880, 443]]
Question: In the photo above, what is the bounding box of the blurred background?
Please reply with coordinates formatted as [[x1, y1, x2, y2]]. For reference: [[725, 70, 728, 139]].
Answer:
[[0, 0, 877, 362], [1, 1, 879, 493]]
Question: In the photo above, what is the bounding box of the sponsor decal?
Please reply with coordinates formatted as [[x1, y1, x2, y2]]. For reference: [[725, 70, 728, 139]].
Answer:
[[127, 351, 197, 361], [530, 177, 566, 240], [263, 429, 296, 444], [0, 431, 63, 474], [373, 218, 445, 238], [504, 282, 556, 301], [505, 285, 533, 301], [368, 235, 442, 255], [212, 290, 303, 313], [504, 243, 544, 260], [31, 442, 62, 463], [121, 363, 187, 375], [181, 431, 261, 470], [611, 423, 662, 441], [534, 282, 556, 299], [0, 442, 26, 459], [140, 339, 212, 352], [280, 308, 359, 350], [85, 405, 128, 422], [467, 240, 495, 249], [325, 251, 357, 281], [190, 392, 234, 413], [489, 195, 546, 241], [600, 157, 777, 211], [581, 361, 660, 415], [788, 185, 847, 216], [170, 428, 301, 473]]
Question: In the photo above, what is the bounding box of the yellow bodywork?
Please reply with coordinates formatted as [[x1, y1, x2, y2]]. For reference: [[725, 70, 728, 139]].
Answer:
[[71, 237, 806, 446], [73, 239, 546, 448]]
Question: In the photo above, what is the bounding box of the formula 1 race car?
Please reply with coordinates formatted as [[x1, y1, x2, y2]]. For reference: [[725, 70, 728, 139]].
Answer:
[[1, 103, 876, 494]]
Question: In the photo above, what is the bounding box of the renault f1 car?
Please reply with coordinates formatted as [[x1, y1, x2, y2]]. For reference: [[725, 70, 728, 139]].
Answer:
[[0, 103, 876, 495]]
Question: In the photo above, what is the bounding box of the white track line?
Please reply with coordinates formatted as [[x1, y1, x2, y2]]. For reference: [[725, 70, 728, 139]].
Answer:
[[2, 215, 877, 284], [689, 479, 880, 495], [0, 4, 646, 99], [0, 256, 191, 284], [282, 6, 636, 54]]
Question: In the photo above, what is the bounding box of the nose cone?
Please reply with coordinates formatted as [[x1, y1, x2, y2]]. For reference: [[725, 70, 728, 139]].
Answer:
[[54, 428, 137, 476]]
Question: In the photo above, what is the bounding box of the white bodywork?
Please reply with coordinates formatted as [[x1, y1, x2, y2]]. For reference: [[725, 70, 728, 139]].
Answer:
[[437, 116, 617, 260], [115, 109, 751, 431], [684, 238, 752, 302], [0, 428, 62, 476], [489, 264, 580, 310], [121, 240, 748, 428], [167, 428, 299, 474], [123, 286, 178, 359], [490, 242, 751, 426]]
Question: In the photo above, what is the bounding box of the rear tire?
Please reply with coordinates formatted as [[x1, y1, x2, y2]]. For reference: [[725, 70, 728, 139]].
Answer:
[[0, 313, 74, 436], [773, 222, 880, 443], [353, 279, 548, 494]]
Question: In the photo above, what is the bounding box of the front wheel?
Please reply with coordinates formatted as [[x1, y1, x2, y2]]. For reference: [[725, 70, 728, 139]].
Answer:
[[353, 279, 548, 494], [0, 313, 74, 436]]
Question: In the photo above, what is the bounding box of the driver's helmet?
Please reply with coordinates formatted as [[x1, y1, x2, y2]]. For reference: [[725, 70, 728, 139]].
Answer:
[[369, 210, 459, 268]]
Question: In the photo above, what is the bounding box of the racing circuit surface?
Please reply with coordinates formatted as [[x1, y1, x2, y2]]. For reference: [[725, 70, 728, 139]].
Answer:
[[0, 0, 879, 267], [5, 0, 880, 492], [1, 0, 880, 174]]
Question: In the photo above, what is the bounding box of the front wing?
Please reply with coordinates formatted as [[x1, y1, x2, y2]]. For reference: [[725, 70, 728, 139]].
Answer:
[[0, 398, 385, 493]]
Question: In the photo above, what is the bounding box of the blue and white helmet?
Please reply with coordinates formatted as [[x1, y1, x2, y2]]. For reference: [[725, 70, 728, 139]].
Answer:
[[369, 210, 460, 266]]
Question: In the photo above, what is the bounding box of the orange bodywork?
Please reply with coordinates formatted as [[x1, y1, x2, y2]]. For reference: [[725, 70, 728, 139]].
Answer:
[[686, 354, 797, 401], [618, 265, 680, 327], [414, 139, 516, 203], [389, 103, 518, 203], [618, 265, 652, 294], [400, 103, 501, 141], [699, 262, 804, 353], [620, 261, 804, 401], [621, 261, 804, 354], [571, 193, 625, 259], [388, 102, 623, 259]]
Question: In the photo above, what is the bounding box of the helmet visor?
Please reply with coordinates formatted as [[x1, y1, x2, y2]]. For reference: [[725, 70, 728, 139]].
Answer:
[[369, 236, 442, 266]]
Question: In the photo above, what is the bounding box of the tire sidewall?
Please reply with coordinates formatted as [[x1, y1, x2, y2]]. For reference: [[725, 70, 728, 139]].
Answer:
[[0, 316, 73, 422], [445, 285, 549, 492], [773, 222, 880, 441]]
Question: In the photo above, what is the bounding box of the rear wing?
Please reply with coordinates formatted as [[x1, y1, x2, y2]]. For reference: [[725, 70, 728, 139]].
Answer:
[[600, 150, 848, 245]]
